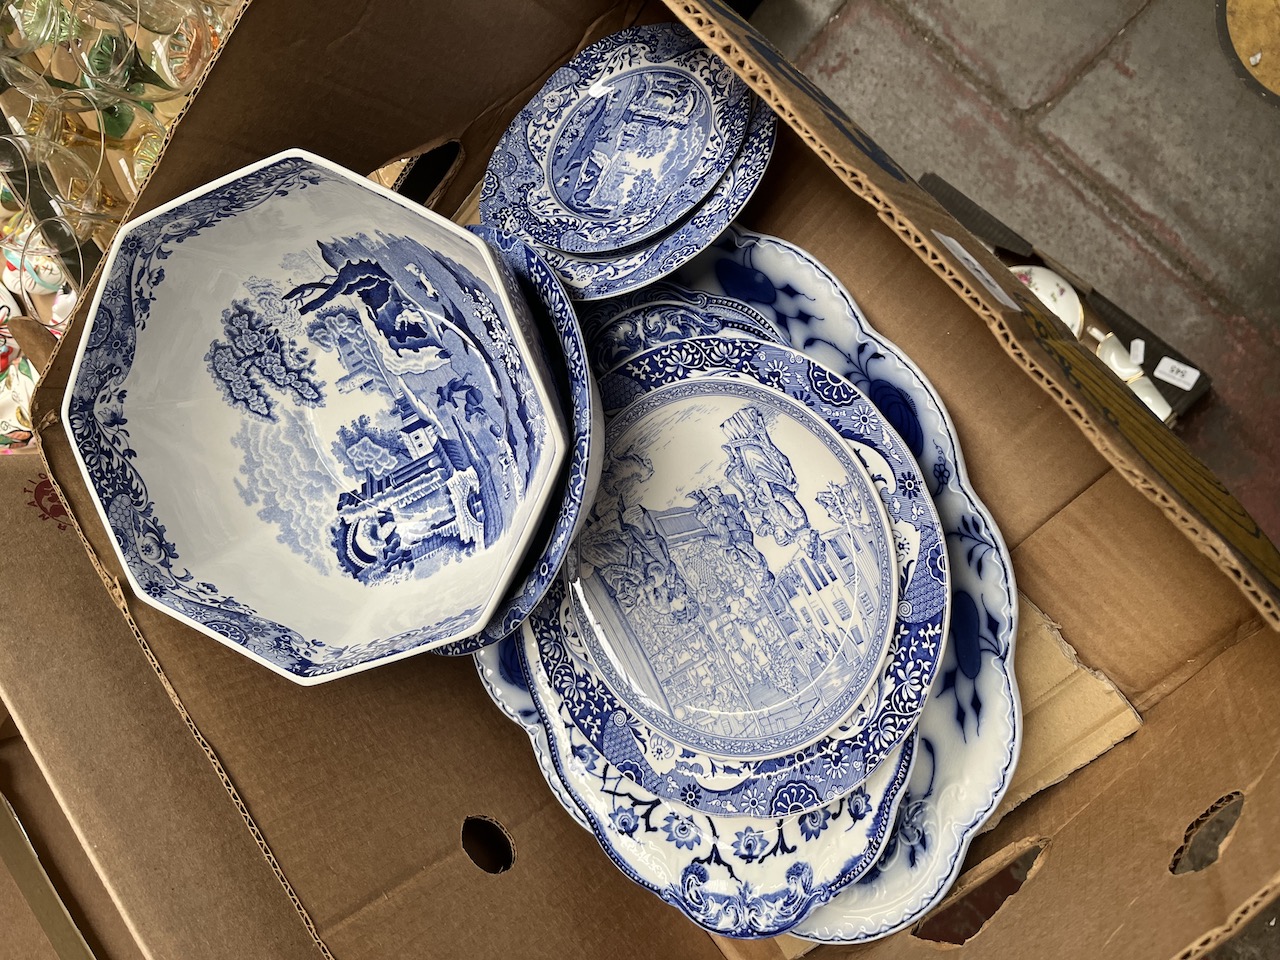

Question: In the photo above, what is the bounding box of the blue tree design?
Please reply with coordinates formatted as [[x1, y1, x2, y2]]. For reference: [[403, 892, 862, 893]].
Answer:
[[205, 300, 325, 420], [332, 414, 409, 481]]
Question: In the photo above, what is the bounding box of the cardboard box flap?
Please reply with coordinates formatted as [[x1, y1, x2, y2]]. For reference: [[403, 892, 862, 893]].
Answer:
[[0, 791, 94, 960], [984, 595, 1139, 830], [668, 0, 1280, 629], [0, 456, 325, 960], [827, 620, 1280, 960], [0, 735, 146, 960]]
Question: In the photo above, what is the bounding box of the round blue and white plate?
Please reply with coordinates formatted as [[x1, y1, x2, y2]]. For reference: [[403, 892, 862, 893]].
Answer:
[[479, 23, 751, 256], [573, 337, 948, 790], [521, 575, 918, 939], [535, 98, 777, 301], [434, 226, 603, 653], [571, 373, 899, 762], [673, 225, 1021, 943], [579, 280, 782, 375]]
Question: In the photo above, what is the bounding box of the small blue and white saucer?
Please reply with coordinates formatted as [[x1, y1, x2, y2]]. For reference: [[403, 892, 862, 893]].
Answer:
[[534, 98, 776, 300], [480, 23, 752, 256], [579, 280, 781, 375]]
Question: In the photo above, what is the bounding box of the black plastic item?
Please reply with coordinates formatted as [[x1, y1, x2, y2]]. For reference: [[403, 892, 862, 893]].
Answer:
[[918, 173, 1034, 258], [395, 141, 463, 207]]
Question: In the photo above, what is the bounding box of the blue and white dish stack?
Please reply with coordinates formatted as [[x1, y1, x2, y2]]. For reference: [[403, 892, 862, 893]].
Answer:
[[480, 22, 778, 301], [475, 214, 1023, 940], [63, 18, 1021, 943]]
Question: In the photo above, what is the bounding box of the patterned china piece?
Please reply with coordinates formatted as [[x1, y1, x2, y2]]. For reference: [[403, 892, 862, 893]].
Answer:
[[522, 576, 919, 939], [531, 97, 777, 300], [548, 329, 950, 808], [64, 150, 569, 682], [0, 284, 35, 450], [1009, 264, 1083, 338], [579, 280, 782, 375], [672, 226, 1021, 942], [480, 23, 752, 256], [573, 374, 898, 761], [579, 337, 948, 798], [432, 225, 603, 653]]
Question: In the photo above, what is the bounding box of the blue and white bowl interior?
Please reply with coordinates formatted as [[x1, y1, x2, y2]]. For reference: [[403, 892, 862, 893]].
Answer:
[[64, 150, 568, 682]]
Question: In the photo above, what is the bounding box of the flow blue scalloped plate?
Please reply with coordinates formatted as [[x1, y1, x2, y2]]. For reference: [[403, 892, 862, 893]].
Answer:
[[433, 225, 604, 653], [673, 225, 1021, 942], [521, 575, 918, 939], [480, 22, 752, 256]]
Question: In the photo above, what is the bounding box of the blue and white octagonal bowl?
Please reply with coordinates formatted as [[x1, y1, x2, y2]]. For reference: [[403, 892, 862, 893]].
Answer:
[[63, 149, 569, 683]]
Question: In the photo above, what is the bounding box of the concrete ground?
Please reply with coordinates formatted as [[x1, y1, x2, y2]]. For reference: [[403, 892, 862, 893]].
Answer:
[[751, 0, 1280, 550], [746, 1, 1279, 955]]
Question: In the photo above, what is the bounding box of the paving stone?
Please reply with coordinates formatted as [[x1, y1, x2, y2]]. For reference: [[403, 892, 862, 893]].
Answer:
[[894, 0, 1148, 109], [795, 0, 1280, 539], [1039, 0, 1280, 324], [749, 0, 847, 60]]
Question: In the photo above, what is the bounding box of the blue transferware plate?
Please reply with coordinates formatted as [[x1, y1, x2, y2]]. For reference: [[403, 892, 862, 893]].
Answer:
[[579, 280, 782, 375], [576, 337, 948, 795], [536, 97, 777, 301], [573, 373, 899, 761], [63, 150, 569, 683], [673, 225, 1021, 942], [479, 23, 751, 256], [521, 575, 918, 939], [433, 225, 604, 653]]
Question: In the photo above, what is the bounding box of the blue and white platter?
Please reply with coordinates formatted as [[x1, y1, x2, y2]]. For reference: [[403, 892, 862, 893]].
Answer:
[[573, 373, 899, 762], [433, 225, 604, 654], [521, 576, 919, 939], [587, 337, 949, 785], [532, 97, 777, 301], [63, 150, 569, 683], [672, 225, 1021, 942], [579, 280, 781, 375], [479, 23, 751, 256]]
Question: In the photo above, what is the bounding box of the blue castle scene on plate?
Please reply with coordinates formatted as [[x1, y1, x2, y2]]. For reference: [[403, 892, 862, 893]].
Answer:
[[575, 378, 895, 759], [550, 69, 712, 222], [481, 22, 751, 256], [206, 231, 541, 586]]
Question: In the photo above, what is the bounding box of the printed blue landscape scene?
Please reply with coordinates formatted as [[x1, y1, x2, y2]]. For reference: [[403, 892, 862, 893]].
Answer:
[[207, 230, 542, 587], [576, 379, 895, 758]]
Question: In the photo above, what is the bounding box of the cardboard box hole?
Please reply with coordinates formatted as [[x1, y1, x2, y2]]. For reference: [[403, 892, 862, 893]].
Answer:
[[461, 816, 515, 874], [1170, 792, 1245, 875], [912, 844, 1045, 946]]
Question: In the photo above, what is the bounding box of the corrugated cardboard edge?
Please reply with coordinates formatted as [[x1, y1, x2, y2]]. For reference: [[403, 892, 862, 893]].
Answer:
[[666, 0, 1280, 632], [1173, 874, 1280, 960]]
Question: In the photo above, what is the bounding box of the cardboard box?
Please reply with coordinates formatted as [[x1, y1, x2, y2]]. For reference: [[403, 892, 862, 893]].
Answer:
[[2, 1, 1277, 958]]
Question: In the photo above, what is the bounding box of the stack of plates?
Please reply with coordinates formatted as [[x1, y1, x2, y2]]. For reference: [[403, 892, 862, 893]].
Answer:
[[474, 222, 1021, 942], [475, 22, 1020, 943], [480, 22, 776, 301]]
